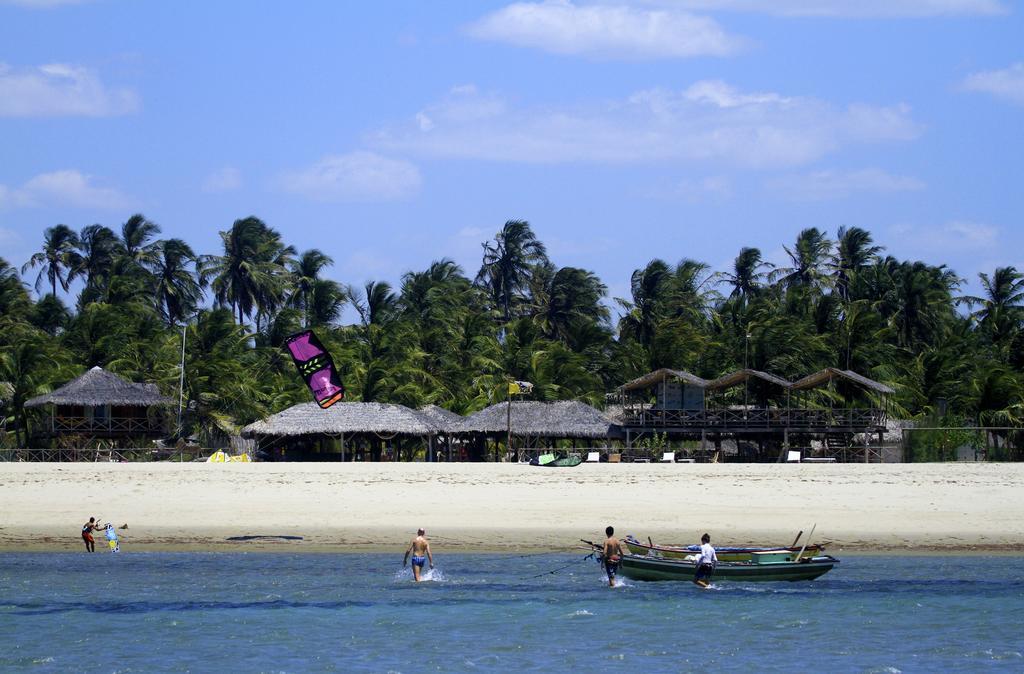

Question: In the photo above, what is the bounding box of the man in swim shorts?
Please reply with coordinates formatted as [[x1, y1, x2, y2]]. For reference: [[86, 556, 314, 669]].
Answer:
[[403, 528, 434, 582], [81, 517, 100, 552], [602, 526, 624, 587]]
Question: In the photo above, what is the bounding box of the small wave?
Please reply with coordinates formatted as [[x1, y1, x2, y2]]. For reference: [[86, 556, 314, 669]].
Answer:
[[393, 566, 446, 583], [32, 657, 54, 664], [569, 609, 594, 617], [421, 568, 446, 582]]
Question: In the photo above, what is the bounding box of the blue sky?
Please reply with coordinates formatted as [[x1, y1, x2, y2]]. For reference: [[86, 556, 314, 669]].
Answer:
[[1, 0, 1022, 314]]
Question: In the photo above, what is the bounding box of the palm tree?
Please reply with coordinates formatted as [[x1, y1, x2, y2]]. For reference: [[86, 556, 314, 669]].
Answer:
[[617, 259, 671, 348], [120, 214, 162, 268], [76, 224, 121, 305], [668, 258, 719, 323], [476, 220, 548, 323], [150, 238, 203, 326], [721, 247, 772, 305], [0, 257, 30, 319], [533, 266, 609, 344], [962, 266, 1024, 347], [882, 259, 961, 350], [833, 226, 883, 300], [22, 224, 82, 296], [200, 217, 293, 325], [354, 281, 398, 326], [774, 227, 834, 293], [288, 249, 336, 328]]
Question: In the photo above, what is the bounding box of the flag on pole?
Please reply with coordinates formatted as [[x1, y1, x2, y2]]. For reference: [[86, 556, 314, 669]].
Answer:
[[509, 380, 533, 395]]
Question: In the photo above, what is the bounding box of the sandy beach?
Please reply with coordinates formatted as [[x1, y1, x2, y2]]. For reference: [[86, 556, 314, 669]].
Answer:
[[1, 462, 1022, 554]]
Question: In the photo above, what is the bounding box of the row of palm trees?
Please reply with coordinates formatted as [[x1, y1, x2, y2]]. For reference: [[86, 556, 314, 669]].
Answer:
[[3, 215, 1024, 452]]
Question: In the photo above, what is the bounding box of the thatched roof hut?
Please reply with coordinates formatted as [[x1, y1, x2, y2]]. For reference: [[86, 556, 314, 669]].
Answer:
[[24, 366, 172, 408], [791, 368, 894, 395], [461, 400, 617, 439], [620, 368, 708, 392], [241, 401, 438, 438], [707, 369, 791, 392], [416, 405, 465, 434]]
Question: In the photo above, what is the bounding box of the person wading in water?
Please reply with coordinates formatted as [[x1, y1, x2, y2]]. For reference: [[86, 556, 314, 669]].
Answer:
[[694, 533, 718, 588], [602, 526, 625, 587], [403, 528, 434, 582]]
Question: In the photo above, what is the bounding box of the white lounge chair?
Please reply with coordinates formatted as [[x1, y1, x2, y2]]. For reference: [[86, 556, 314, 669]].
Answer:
[[585, 451, 600, 463], [786, 450, 801, 463], [661, 451, 675, 463]]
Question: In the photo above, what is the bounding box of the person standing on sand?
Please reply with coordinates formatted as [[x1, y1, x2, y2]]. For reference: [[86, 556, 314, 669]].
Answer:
[[602, 526, 624, 587], [81, 517, 100, 552], [403, 528, 434, 581], [694, 533, 717, 588]]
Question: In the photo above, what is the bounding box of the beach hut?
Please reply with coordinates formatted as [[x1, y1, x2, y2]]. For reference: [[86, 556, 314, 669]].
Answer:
[[23, 366, 172, 447], [416, 405, 465, 461], [241, 401, 442, 461], [460, 400, 618, 461]]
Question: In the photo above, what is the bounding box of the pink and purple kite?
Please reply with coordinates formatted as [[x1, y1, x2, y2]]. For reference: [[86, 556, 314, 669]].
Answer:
[[284, 330, 345, 409]]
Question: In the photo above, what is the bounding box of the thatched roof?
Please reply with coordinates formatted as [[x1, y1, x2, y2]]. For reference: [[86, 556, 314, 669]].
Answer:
[[707, 369, 792, 392], [461, 400, 617, 439], [416, 405, 465, 433], [241, 401, 438, 437], [620, 368, 708, 392], [24, 366, 172, 408], [791, 368, 895, 394]]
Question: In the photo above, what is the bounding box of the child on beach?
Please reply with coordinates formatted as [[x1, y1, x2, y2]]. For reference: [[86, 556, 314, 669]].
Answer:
[[103, 523, 120, 553]]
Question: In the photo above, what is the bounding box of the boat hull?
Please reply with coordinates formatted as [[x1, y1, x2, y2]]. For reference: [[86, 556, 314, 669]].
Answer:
[[618, 554, 838, 583]]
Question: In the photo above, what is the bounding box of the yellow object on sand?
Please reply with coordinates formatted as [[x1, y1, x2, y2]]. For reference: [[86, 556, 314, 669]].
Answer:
[[207, 450, 250, 463]]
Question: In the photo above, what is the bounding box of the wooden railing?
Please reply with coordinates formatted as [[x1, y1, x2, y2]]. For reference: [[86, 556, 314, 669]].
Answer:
[[50, 416, 163, 434], [0, 447, 192, 462], [620, 407, 886, 430]]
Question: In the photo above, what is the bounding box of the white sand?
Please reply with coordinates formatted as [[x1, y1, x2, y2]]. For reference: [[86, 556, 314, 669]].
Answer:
[[1, 462, 1021, 553]]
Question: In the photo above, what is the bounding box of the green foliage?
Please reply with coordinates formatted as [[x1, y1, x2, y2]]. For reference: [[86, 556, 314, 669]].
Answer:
[[3, 218, 1024, 458]]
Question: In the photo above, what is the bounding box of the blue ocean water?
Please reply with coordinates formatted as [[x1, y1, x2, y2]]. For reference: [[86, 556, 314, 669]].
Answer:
[[1, 552, 1022, 672]]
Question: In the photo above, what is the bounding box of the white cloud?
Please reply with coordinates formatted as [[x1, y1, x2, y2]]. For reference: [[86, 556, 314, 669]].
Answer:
[[0, 0, 91, 6], [466, 0, 742, 59], [0, 169, 131, 209], [767, 168, 925, 200], [890, 220, 998, 253], [962, 63, 1024, 107], [646, 175, 733, 201], [0, 62, 138, 117], [281, 151, 421, 202], [371, 81, 921, 168], [655, 0, 1006, 17], [0, 226, 20, 247], [202, 167, 243, 193]]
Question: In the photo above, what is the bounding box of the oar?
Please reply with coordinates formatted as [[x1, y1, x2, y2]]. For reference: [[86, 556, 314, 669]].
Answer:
[[794, 524, 816, 562], [790, 530, 803, 548]]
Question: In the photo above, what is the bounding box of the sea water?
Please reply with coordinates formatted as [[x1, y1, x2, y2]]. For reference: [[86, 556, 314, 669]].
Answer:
[[1, 553, 1022, 672]]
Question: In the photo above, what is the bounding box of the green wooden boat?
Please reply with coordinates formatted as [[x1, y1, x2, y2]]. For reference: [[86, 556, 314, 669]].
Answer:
[[623, 535, 826, 562], [616, 552, 839, 583], [531, 453, 584, 467]]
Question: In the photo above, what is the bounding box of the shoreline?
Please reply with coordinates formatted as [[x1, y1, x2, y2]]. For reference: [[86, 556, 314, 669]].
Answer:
[[2, 462, 1022, 555]]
